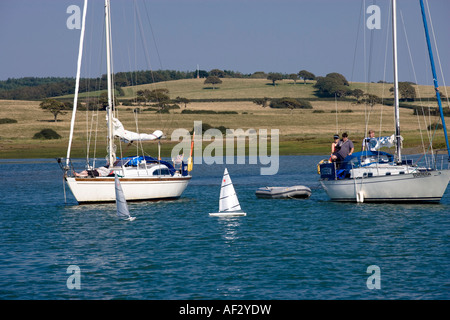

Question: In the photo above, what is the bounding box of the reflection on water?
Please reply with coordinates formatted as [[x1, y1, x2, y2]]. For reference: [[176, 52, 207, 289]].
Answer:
[[217, 217, 242, 242]]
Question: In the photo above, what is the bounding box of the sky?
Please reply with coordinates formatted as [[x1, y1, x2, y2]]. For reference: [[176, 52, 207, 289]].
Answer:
[[0, 0, 449, 85]]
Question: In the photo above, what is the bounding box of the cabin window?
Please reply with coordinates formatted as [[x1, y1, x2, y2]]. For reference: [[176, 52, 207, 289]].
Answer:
[[153, 168, 170, 176]]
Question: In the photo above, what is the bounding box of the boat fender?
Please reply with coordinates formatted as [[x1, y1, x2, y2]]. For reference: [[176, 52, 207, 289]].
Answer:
[[356, 191, 364, 203], [317, 159, 329, 174]]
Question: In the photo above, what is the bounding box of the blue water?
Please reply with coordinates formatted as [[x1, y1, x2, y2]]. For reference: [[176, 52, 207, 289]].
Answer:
[[0, 156, 449, 300]]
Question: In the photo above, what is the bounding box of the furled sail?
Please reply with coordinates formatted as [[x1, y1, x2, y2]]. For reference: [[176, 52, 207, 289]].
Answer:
[[365, 134, 402, 151], [111, 116, 163, 143], [219, 168, 241, 212]]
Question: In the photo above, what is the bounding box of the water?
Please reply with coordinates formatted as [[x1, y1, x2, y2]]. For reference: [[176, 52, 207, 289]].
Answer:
[[0, 156, 449, 300]]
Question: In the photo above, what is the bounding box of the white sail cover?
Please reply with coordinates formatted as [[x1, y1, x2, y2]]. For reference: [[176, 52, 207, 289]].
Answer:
[[112, 116, 163, 143], [115, 174, 131, 219], [219, 168, 241, 212]]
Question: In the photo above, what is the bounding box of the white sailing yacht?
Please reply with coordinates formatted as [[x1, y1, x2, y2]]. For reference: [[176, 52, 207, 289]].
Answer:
[[319, 0, 450, 203], [209, 168, 246, 217], [63, 0, 191, 204]]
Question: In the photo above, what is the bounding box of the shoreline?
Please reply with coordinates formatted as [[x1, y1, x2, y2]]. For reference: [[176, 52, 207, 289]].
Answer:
[[0, 139, 434, 160]]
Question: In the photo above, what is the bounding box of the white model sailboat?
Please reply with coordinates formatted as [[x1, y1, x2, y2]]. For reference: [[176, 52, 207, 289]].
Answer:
[[209, 168, 246, 217], [62, 0, 191, 204], [319, 0, 450, 203], [115, 174, 135, 221]]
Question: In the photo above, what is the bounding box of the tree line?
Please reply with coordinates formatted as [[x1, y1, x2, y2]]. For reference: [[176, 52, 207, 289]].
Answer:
[[0, 69, 317, 100], [0, 68, 419, 102], [313, 72, 418, 102]]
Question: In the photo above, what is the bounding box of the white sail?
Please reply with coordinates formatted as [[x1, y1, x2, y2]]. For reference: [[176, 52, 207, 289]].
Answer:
[[210, 168, 246, 216], [219, 168, 241, 212], [111, 116, 163, 143], [115, 174, 135, 221]]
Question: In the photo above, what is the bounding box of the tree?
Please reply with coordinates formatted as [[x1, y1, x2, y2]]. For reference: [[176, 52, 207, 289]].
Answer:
[[313, 72, 350, 97], [195, 70, 209, 78], [99, 91, 119, 110], [175, 96, 190, 108], [349, 89, 364, 102], [209, 69, 226, 78], [252, 97, 270, 108], [250, 71, 267, 79], [298, 70, 315, 84], [289, 73, 299, 84], [204, 76, 222, 89], [137, 89, 170, 108], [267, 73, 283, 86], [390, 82, 416, 101], [325, 72, 349, 86], [362, 93, 382, 107], [270, 97, 312, 110], [39, 98, 67, 122], [33, 128, 61, 139]]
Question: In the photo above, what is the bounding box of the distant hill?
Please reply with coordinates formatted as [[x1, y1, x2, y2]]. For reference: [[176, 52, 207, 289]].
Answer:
[[0, 70, 191, 100], [1, 71, 445, 105]]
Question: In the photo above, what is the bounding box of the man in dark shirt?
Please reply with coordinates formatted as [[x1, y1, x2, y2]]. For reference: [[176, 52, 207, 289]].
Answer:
[[336, 132, 354, 162]]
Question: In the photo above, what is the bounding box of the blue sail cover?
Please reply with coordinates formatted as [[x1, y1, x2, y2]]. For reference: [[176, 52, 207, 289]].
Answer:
[[342, 150, 394, 167], [118, 156, 188, 176], [320, 151, 394, 180]]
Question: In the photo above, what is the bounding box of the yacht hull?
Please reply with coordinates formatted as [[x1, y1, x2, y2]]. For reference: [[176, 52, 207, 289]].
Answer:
[[66, 176, 191, 204], [320, 169, 450, 203]]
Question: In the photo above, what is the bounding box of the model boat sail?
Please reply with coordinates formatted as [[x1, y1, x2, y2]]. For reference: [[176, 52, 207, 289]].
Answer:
[[318, 0, 450, 203], [115, 174, 135, 221], [209, 168, 246, 217], [62, 0, 191, 204]]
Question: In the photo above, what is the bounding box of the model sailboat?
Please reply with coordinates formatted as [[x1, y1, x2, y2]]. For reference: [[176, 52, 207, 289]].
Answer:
[[209, 168, 246, 217], [115, 174, 135, 221], [318, 0, 450, 202], [62, 0, 191, 204]]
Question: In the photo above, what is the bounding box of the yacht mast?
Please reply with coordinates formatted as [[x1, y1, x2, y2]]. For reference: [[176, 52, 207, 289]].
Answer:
[[105, 0, 115, 167], [391, 0, 402, 163], [419, 0, 450, 160], [66, 0, 88, 167]]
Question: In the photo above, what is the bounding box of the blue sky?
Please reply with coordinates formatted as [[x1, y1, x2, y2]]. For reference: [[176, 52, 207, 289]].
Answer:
[[0, 0, 448, 85]]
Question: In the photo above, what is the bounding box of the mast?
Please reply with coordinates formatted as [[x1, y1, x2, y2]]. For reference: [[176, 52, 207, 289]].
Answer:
[[105, 0, 115, 167], [66, 0, 88, 168], [419, 0, 450, 160], [391, 0, 402, 163]]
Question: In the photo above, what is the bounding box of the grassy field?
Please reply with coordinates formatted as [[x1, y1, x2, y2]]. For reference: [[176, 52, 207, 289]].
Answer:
[[1, 78, 449, 159]]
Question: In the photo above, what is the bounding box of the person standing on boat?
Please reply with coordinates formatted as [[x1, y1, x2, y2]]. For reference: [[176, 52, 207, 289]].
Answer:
[[331, 132, 354, 163], [330, 134, 340, 161], [362, 129, 376, 151]]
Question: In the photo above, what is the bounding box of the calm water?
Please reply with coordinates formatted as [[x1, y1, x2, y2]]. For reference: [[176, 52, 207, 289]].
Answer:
[[0, 156, 449, 300]]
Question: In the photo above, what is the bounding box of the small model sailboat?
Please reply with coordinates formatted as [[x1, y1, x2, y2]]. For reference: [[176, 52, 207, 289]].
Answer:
[[115, 174, 135, 221], [209, 168, 246, 217]]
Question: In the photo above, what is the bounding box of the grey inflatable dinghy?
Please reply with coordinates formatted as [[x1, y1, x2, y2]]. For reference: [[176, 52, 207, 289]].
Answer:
[[255, 185, 312, 199]]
